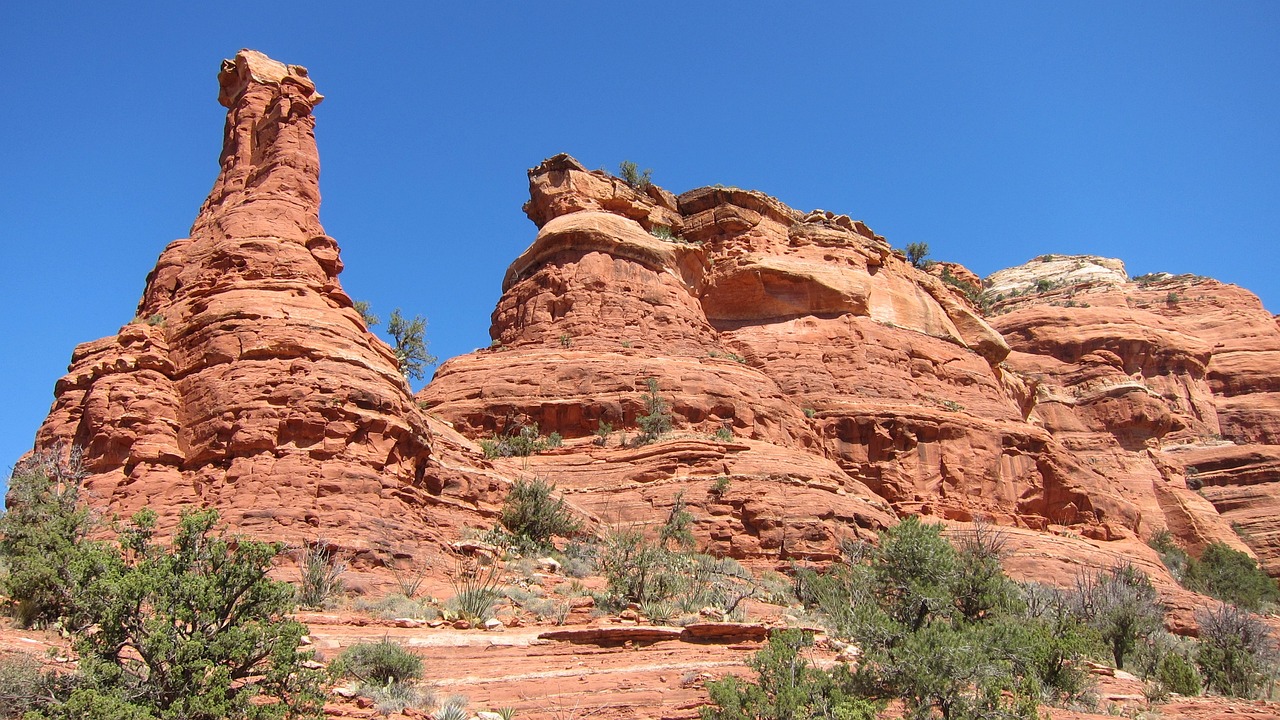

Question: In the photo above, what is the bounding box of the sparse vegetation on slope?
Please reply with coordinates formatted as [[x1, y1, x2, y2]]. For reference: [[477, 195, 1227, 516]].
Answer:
[[0, 451, 326, 720]]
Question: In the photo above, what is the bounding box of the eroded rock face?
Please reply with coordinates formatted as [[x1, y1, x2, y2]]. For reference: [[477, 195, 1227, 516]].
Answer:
[[25, 52, 1280, 610], [987, 263, 1280, 575], [421, 154, 1146, 559], [30, 51, 487, 571]]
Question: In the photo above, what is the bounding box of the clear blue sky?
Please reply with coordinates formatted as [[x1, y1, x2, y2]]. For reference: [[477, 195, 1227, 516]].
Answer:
[[3, 2, 1277, 495]]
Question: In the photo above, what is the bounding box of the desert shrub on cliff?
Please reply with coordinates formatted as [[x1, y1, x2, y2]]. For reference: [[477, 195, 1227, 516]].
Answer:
[[1066, 563, 1163, 671], [1183, 542, 1280, 611], [637, 377, 673, 444], [480, 422, 561, 459], [1147, 529, 1190, 582], [618, 160, 652, 190], [905, 242, 930, 269], [353, 300, 380, 327], [500, 477, 582, 551], [387, 308, 437, 382]]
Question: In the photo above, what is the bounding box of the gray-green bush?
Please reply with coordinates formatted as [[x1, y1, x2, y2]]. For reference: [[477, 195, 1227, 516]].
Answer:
[[1195, 604, 1278, 698]]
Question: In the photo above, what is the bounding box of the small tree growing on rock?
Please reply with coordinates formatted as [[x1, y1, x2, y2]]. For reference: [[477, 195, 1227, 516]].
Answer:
[[637, 377, 672, 444], [0, 447, 100, 628], [618, 160, 652, 190], [387, 309, 437, 382], [905, 242, 930, 269]]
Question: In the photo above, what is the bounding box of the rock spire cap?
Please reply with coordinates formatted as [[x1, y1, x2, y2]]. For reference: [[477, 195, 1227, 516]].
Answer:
[[217, 49, 323, 109]]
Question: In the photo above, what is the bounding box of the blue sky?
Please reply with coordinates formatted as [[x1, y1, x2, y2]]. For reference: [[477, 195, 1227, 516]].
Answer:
[[2, 2, 1277, 495]]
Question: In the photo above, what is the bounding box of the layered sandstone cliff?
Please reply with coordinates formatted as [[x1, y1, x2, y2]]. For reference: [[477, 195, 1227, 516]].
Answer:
[[419, 156, 1163, 562], [23, 52, 1280, 601], [30, 51, 494, 573], [985, 257, 1280, 574]]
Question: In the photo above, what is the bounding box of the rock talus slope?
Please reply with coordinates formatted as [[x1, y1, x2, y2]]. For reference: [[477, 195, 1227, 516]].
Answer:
[[30, 51, 494, 571]]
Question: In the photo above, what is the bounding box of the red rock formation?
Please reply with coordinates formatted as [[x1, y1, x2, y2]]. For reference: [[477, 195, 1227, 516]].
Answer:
[[30, 51, 489, 573], [987, 258, 1280, 574], [25, 54, 1280, 602], [421, 156, 1143, 559]]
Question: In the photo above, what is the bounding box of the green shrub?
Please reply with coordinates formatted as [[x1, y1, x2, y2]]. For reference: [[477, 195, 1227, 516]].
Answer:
[[701, 630, 882, 720], [1067, 564, 1163, 670], [481, 423, 560, 459], [387, 309, 437, 382], [338, 640, 433, 715], [618, 160, 652, 190], [792, 520, 1096, 715], [904, 242, 930, 269], [637, 377, 672, 444], [650, 225, 679, 241], [875, 620, 1039, 720], [26, 508, 325, 720], [593, 420, 613, 446], [1148, 530, 1190, 582], [0, 448, 99, 628], [1156, 652, 1201, 696], [990, 611, 1100, 703], [500, 477, 581, 551], [950, 522, 1020, 623], [599, 528, 682, 606], [658, 492, 696, 551], [872, 516, 958, 632], [353, 300, 380, 327], [710, 476, 732, 497], [1183, 542, 1280, 611], [338, 639, 423, 685]]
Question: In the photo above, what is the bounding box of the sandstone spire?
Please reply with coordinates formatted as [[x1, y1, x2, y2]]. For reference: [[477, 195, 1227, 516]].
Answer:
[[32, 51, 444, 560]]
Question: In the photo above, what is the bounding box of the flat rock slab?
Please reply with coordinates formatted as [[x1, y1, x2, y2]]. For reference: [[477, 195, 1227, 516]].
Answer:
[[538, 625, 684, 646], [537, 622, 771, 647], [679, 622, 770, 643]]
